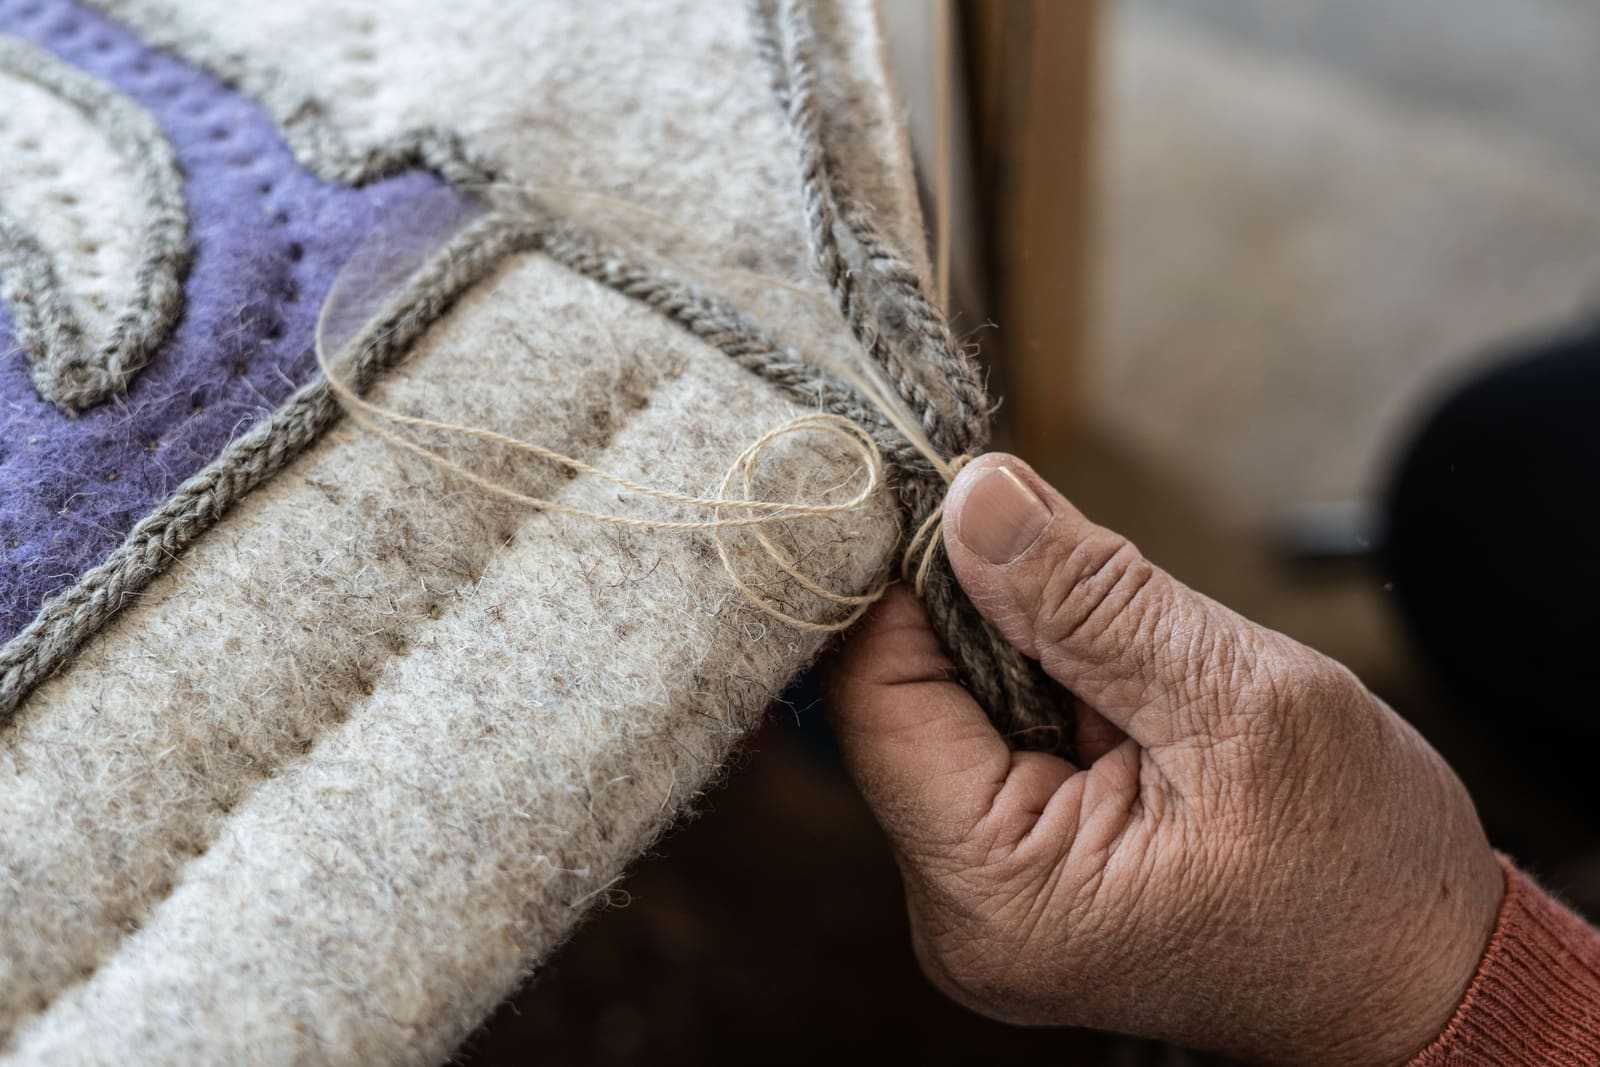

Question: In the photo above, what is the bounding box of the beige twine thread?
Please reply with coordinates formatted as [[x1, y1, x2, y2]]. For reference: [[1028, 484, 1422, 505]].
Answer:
[[315, 304, 967, 633]]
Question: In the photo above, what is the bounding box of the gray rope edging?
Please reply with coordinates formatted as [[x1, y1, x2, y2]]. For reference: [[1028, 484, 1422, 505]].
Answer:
[[753, 0, 1071, 750]]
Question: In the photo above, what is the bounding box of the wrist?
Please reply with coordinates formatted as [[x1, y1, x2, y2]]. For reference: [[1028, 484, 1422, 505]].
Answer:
[[1410, 856, 1600, 1066], [1348, 848, 1507, 1066], [1260, 837, 1504, 1067]]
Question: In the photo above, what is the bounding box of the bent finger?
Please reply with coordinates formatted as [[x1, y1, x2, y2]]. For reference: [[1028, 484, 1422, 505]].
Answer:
[[941, 454, 1278, 748]]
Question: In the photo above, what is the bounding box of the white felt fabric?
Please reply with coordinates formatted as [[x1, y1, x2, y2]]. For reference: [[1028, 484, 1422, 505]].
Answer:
[[1, 1, 918, 1062]]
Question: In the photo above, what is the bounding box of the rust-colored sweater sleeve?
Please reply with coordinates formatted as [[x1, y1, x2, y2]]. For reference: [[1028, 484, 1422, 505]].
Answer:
[[1411, 856, 1600, 1065]]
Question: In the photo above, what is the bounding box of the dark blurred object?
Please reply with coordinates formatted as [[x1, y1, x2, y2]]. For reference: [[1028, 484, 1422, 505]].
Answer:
[[1384, 322, 1600, 738]]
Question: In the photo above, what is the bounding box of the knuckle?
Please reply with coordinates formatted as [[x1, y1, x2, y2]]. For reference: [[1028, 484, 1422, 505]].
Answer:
[[1266, 643, 1371, 747], [1205, 642, 1373, 818], [1292, 649, 1369, 713], [1280, 651, 1379, 768], [1032, 528, 1159, 657]]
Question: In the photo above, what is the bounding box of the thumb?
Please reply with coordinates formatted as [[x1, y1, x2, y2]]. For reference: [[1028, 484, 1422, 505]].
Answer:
[[942, 454, 1266, 748], [825, 588, 1074, 857]]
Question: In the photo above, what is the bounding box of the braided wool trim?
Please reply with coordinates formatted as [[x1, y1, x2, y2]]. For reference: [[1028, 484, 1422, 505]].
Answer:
[[0, 36, 190, 412], [753, 0, 1070, 750], [520, 204, 922, 473]]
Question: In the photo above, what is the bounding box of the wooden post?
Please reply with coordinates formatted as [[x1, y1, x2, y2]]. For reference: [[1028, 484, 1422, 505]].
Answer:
[[962, 0, 1099, 465]]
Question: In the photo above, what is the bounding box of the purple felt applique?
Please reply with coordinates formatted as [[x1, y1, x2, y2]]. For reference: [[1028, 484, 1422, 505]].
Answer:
[[0, 0, 446, 643]]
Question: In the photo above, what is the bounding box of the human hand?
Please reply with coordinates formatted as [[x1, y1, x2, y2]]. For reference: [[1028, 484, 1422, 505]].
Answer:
[[826, 454, 1503, 1065]]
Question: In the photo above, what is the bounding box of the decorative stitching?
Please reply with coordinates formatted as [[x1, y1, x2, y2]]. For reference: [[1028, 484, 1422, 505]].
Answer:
[[0, 0, 452, 648], [70, 1, 930, 456], [0, 35, 188, 412]]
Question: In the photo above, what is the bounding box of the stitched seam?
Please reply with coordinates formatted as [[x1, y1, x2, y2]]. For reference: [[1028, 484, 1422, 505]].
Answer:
[[0, 35, 189, 412], [0, 210, 83, 389]]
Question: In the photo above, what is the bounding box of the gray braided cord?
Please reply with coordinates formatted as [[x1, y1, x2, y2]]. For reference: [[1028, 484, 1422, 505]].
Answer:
[[753, 0, 1070, 750], [528, 213, 927, 474]]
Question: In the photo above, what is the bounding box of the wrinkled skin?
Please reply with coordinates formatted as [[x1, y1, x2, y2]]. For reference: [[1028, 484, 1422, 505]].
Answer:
[[826, 454, 1502, 1065]]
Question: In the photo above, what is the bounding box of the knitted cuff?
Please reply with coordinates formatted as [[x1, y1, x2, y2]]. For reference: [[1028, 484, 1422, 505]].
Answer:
[[1410, 855, 1600, 1066]]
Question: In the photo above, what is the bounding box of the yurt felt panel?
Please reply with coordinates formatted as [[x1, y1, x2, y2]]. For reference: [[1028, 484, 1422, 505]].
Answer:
[[0, 0, 931, 1061]]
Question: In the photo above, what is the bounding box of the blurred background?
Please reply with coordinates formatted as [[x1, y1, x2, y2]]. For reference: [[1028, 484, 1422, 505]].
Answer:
[[462, 2, 1600, 1062]]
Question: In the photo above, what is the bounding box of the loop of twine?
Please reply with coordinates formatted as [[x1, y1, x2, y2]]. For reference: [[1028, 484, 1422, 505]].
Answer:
[[316, 324, 967, 633], [902, 452, 969, 599]]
